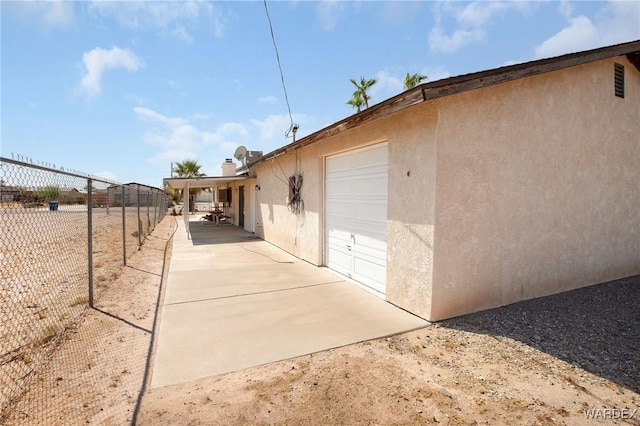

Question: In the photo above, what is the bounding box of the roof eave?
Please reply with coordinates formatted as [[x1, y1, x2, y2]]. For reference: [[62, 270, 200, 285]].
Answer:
[[163, 175, 250, 190], [248, 39, 640, 168]]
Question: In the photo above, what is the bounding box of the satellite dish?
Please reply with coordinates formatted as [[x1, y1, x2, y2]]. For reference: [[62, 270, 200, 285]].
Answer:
[[234, 145, 247, 163]]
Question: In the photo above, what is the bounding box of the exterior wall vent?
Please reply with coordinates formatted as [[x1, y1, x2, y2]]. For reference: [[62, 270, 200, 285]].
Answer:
[[614, 63, 625, 98]]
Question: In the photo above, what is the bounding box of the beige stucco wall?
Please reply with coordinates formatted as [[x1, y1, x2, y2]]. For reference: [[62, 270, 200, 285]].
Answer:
[[221, 178, 256, 232], [385, 106, 437, 319], [249, 55, 639, 322], [252, 150, 322, 260], [430, 56, 640, 320], [252, 110, 438, 318]]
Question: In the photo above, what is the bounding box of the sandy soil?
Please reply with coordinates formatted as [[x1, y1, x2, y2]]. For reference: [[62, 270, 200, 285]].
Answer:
[[1, 210, 171, 425], [3, 216, 638, 425], [137, 317, 639, 426]]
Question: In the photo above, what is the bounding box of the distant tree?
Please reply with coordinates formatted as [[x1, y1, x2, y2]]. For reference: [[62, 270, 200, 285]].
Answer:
[[403, 72, 428, 90], [164, 182, 179, 204], [174, 159, 206, 212], [346, 91, 364, 112], [349, 76, 377, 109], [34, 185, 60, 201]]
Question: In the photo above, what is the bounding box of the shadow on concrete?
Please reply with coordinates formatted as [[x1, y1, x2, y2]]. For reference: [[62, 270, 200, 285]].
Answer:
[[186, 220, 259, 246], [440, 275, 640, 393]]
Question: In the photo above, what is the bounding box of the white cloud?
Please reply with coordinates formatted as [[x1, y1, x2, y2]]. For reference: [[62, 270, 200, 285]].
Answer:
[[378, 1, 422, 26], [457, 1, 509, 27], [44, 0, 75, 28], [364, 68, 451, 103], [558, 0, 574, 18], [250, 114, 313, 145], [251, 115, 294, 143], [369, 71, 403, 104], [423, 67, 451, 83], [204, 122, 249, 146], [4, 0, 74, 30], [134, 107, 185, 127], [168, 26, 194, 44], [316, 1, 346, 32], [534, 0, 639, 59], [134, 107, 249, 164], [598, 0, 640, 43], [534, 16, 597, 58], [429, 1, 534, 53], [135, 108, 317, 169], [89, 1, 199, 28], [79, 47, 143, 96], [213, 16, 228, 38], [429, 27, 486, 53], [88, 0, 231, 41]]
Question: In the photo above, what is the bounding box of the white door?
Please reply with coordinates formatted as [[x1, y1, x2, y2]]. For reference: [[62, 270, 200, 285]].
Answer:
[[325, 143, 388, 293]]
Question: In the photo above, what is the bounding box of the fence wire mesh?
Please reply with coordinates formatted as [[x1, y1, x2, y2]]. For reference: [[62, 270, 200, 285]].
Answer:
[[0, 157, 167, 422]]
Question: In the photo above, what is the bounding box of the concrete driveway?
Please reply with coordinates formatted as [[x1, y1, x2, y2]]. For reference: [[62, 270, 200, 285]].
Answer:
[[150, 217, 428, 388]]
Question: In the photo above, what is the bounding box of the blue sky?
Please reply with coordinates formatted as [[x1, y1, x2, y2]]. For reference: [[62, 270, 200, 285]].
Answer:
[[2, 1, 639, 188]]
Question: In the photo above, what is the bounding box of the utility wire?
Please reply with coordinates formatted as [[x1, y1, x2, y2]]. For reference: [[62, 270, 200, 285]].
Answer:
[[263, 0, 298, 139]]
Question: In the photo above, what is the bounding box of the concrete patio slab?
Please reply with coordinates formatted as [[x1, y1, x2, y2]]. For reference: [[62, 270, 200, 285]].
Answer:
[[150, 217, 428, 388]]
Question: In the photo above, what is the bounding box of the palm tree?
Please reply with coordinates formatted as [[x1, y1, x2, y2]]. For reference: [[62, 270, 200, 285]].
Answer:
[[174, 159, 205, 212], [349, 76, 377, 109], [403, 72, 428, 90], [346, 91, 364, 112], [174, 159, 204, 178]]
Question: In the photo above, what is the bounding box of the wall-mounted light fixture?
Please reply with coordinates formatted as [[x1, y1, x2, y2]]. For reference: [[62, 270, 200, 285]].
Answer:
[[255, 184, 261, 191]]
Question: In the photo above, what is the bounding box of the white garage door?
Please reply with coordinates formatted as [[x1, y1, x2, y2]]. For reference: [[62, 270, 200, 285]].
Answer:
[[325, 143, 388, 294]]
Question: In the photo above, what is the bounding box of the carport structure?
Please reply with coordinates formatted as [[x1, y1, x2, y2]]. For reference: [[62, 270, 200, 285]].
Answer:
[[164, 175, 250, 238]]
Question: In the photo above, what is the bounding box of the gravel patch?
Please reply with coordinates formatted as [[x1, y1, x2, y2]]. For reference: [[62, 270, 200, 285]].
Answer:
[[442, 275, 640, 393]]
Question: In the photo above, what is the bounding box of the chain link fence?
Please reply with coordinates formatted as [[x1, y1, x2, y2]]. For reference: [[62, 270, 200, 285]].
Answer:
[[0, 156, 167, 420]]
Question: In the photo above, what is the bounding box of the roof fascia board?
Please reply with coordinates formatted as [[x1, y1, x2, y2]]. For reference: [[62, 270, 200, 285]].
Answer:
[[626, 51, 640, 72], [163, 176, 249, 190], [248, 40, 640, 167]]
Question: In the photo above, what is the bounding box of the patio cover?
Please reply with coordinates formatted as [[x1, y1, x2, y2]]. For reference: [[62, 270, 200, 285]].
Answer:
[[164, 176, 250, 237]]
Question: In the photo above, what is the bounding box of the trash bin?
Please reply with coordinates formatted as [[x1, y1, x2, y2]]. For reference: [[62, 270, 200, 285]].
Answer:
[[49, 201, 59, 211]]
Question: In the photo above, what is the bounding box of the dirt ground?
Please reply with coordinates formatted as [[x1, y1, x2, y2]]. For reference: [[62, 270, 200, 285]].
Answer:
[[4, 216, 639, 425], [1, 210, 169, 425], [137, 303, 639, 425]]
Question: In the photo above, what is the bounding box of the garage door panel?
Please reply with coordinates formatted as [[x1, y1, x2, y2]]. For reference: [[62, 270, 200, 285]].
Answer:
[[328, 153, 354, 172], [327, 227, 351, 245], [325, 143, 388, 294], [326, 247, 352, 276], [352, 229, 386, 248], [354, 201, 387, 224], [354, 146, 387, 169], [326, 203, 354, 222], [326, 176, 353, 194], [354, 177, 387, 198], [352, 225, 386, 244], [352, 257, 386, 293]]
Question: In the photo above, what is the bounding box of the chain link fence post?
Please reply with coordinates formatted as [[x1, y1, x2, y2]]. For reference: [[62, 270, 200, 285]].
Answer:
[[146, 189, 151, 237], [87, 178, 94, 308], [137, 186, 142, 246], [121, 184, 126, 266], [0, 157, 169, 422]]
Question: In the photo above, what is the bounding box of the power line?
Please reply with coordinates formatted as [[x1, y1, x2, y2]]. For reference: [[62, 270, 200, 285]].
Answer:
[[263, 0, 298, 140]]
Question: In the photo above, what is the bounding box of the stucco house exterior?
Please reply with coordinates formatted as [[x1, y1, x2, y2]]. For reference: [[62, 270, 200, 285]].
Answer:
[[166, 40, 640, 321]]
